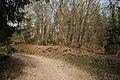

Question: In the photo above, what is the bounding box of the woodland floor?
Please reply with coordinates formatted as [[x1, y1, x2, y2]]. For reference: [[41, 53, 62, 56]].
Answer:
[[11, 53, 95, 80], [0, 44, 120, 80]]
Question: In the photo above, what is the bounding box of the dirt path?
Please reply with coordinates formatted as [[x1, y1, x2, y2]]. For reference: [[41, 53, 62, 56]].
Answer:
[[13, 53, 95, 80]]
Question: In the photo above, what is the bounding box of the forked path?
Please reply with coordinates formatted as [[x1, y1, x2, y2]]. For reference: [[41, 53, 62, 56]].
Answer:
[[13, 53, 95, 80]]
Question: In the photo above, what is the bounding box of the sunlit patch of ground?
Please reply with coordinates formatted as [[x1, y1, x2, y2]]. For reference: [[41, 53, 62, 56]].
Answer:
[[14, 44, 120, 80]]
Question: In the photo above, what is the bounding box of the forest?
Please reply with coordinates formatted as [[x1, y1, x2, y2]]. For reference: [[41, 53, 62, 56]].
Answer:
[[10, 0, 120, 55], [0, 0, 120, 80]]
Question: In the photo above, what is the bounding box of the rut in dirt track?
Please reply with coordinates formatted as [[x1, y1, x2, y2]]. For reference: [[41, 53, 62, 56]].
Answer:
[[13, 53, 95, 80]]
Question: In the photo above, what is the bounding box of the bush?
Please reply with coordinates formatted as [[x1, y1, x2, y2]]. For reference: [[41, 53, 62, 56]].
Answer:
[[0, 45, 16, 59]]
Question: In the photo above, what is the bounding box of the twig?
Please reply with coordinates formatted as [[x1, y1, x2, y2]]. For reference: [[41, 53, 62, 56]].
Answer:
[[116, 50, 120, 56]]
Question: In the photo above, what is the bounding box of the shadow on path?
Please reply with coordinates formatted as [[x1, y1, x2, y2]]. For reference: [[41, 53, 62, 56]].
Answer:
[[0, 56, 26, 80]]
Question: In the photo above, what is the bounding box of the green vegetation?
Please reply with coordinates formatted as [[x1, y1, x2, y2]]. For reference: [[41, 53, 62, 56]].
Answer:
[[0, 45, 16, 59], [0, 0, 34, 58], [104, 1, 120, 54], [0, 0, 30, 45]]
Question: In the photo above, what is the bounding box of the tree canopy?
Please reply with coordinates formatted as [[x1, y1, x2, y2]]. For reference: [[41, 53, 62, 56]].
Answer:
[[0, 0, 31, 45]]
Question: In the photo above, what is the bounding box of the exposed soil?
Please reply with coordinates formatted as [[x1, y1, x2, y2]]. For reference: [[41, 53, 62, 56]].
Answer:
[[13, 53, 95, 80], [13, 44, 120, 80]]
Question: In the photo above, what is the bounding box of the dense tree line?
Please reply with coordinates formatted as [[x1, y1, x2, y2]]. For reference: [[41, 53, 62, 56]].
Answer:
[[1, 0, 119, 55], [15, 0, 120, 54]]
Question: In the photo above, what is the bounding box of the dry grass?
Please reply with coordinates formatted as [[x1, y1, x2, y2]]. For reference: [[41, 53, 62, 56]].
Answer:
[[13, 44, 95, 56]]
